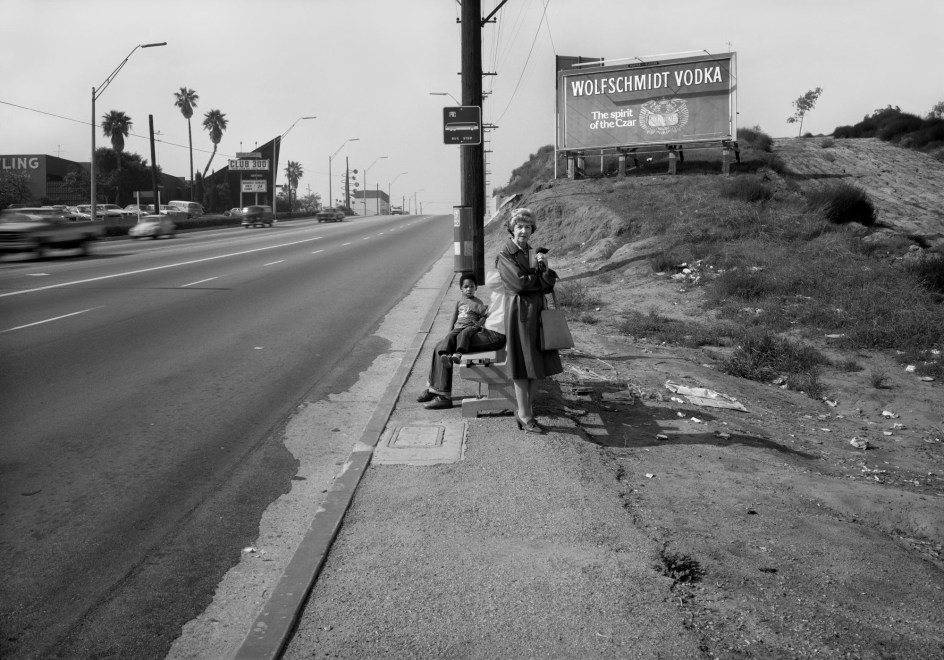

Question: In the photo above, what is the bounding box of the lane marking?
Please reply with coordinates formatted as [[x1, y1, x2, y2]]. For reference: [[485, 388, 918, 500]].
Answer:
[[181, 277, 219, 288], [341, 242, 351, 246], [311, 250, 324, 254], [0, 235, 328, 299], [263, 260, 285, 266], [1, 307, 101, 334]]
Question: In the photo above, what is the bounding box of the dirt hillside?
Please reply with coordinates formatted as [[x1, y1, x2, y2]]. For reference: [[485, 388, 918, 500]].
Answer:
[[489, 138, 944, 657]]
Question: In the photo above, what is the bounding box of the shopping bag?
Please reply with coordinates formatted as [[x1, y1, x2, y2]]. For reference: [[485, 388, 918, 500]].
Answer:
[[539, 292, 574, 350]]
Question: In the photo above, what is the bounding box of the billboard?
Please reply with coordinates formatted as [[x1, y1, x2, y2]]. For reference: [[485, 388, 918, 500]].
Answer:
[[557, 52, 736, 151]]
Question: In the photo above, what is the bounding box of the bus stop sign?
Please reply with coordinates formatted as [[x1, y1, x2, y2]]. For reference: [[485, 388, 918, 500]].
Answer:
[[443, 106, 482, 145]]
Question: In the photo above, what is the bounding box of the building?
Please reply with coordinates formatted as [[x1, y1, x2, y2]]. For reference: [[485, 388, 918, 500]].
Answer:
[[0, 153, 185, 206], [352, 189, 390, 216]]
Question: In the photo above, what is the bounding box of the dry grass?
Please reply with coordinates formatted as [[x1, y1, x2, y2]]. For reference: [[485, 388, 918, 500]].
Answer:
[[488, 127, 944, 392]]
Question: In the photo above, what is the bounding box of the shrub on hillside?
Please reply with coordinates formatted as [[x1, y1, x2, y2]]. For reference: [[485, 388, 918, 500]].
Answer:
[[720, 175, 773, 203], [721, 330, 829, 398], [877, 113, 925, 141], [806, 183, 875, 226], [905, 253, 944, 294], [736, 125, 772, 152]]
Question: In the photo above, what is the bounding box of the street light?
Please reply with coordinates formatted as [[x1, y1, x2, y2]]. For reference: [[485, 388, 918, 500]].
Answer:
[[328, 138, 359, 209], [429, 92, 461, 105], [91, 42, 166, 222], [273, 115, 316, 216], [363, 156, 388, 217], [388, 172, 407, 213]]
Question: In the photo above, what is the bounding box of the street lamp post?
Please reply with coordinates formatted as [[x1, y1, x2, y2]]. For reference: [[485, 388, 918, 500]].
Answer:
[[388, 171, 407, 213], [91, 42, 166, 222], [429, 92, 461, 104], [363, 156, 388, 216], [328, 138, 359, 209], [273, 116, 316, 216]]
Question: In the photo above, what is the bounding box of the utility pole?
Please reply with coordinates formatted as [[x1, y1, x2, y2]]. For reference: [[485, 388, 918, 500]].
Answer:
[[461, 0, 485, 285]]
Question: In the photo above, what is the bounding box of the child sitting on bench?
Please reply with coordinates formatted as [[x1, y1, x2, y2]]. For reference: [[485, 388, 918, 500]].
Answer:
[[417, 271, 507, 410]]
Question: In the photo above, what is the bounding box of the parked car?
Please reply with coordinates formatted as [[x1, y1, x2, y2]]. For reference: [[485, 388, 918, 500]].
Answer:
[[168, 200, 204, 218], [75, 204, 106, 220], [158, 205, 188, 219], [99, 204, 125, 219], [316, 207, 345, 223], [0, 207, 103, 258], [224, 207, 241, 216], [240, 205, 275, 228], [122, 204, 149, 219], [128, 214, 176, 240]]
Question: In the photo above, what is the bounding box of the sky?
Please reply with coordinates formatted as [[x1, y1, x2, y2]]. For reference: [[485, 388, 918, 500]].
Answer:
[[2, 0, 941, 214]]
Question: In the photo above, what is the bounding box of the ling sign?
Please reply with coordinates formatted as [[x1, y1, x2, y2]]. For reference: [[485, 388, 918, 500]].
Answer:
[[557, 52, 736, 151]]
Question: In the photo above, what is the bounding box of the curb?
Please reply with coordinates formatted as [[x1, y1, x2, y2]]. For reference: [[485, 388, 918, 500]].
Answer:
[[233, 265, 457, 660]]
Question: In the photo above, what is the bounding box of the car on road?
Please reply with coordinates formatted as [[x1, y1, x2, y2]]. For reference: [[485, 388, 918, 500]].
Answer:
[[239, 205, 275, 228], [0, 206, 104, 258], [224, 207, 241, 217], [316, 207, 345, 222], [128, 214, 176, 240], [390, 205, 404, 215]]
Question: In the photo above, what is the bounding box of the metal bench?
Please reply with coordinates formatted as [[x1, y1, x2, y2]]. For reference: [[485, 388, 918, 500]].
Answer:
[[457, 348, 515, 418]]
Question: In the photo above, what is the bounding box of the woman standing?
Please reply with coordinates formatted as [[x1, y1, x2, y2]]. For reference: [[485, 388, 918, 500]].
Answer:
[[496, 207, 562, 433]]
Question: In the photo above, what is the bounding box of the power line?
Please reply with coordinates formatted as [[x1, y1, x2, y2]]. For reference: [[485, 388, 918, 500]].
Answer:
[[0, 98, 229, 159], [496, 0, 551, 124]]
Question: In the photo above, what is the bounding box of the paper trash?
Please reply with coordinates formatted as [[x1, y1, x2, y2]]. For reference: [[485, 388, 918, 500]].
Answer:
[[664, 381, 748, 412]]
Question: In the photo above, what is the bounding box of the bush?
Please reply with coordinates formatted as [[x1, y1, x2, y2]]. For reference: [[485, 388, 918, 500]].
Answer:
[[905, 253, 944, 294], [720, 176, 773, 203], [806, 183, 876, 226], [554, 279, 601, 310], [877, 113, 925, 141], [721, 330, 829, 397], [736, 125, 773, 152]]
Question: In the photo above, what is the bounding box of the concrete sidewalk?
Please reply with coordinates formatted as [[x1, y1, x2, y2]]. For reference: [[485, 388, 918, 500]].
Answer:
[[235, 265, 704, 658]]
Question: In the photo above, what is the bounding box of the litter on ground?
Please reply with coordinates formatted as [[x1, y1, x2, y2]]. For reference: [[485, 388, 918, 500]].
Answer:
[[665, 381, 748, 411]]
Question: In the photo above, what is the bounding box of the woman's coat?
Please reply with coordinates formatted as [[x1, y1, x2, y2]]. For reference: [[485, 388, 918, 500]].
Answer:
[[496, 238, 564, 380]]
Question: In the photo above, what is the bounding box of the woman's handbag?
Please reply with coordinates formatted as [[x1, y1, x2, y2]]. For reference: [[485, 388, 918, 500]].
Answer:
[[539, 291, 574, 351]]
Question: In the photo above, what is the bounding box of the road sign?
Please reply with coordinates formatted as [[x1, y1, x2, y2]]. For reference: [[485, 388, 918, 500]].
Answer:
[[229, 159, 269, 171], [443, 106, 482, 145], [242, 180, 267, 193]]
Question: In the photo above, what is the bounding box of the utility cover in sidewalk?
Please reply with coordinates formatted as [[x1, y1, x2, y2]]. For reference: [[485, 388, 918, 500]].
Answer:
[[373, 423, 466, 465]]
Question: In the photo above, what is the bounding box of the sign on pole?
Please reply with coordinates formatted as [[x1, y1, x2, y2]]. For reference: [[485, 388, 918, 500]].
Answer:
[[242, 180, 267, 193], [228, 159, 270, 171], [443, 106, 482, 145]]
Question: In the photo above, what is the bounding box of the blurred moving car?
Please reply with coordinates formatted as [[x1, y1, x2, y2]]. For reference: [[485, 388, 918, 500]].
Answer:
[[0, 207, 104, 258], [239, 205, 275, 228], [128, 214, 176, 240], [316, 207, 345, 222]]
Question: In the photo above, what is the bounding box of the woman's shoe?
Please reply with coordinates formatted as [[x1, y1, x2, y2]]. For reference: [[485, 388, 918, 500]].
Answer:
[[515, 413, 546, 434]]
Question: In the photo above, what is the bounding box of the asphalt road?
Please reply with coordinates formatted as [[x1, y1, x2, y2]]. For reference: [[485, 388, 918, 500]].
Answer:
[[0, 214, 452, 658]]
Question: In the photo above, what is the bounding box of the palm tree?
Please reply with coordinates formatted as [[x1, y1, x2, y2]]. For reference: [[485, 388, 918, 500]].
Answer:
[[201, 109, 228, 179], [284, 160, 303, 210], [173, 87, 199, 199], [101, 110, 132, 171], [101, 110, 132, 203]]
